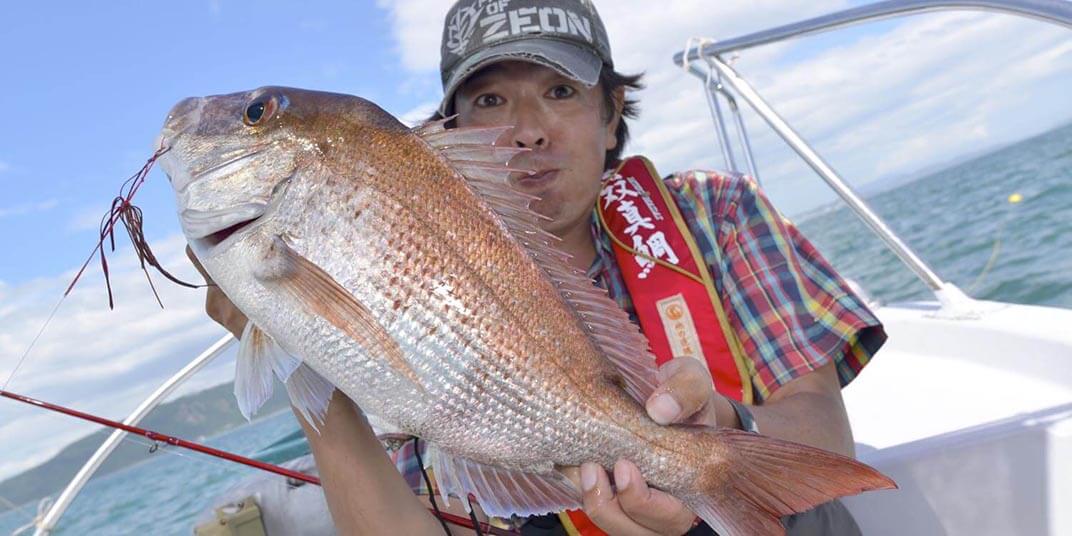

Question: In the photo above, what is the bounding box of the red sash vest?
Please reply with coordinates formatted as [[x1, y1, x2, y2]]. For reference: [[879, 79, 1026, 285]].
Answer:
[[559, 156, 753, 535]]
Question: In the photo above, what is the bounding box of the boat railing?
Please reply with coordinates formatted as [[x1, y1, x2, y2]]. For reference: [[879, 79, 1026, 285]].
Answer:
[[32, 335, 236, 536], [673, 0, 1072, 307]]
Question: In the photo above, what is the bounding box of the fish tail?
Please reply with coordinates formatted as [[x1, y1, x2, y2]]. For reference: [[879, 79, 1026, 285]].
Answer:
[[683, 429, 896, 536]]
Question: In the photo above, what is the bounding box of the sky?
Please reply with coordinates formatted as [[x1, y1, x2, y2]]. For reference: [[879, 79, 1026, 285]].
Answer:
[[0, 0, 1070, 482]]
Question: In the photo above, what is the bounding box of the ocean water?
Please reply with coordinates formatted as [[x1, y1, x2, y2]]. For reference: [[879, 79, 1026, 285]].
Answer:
[[1, 124, 1069, 535], [795, 122, 1072, 309], [0, 411, 304, 536]]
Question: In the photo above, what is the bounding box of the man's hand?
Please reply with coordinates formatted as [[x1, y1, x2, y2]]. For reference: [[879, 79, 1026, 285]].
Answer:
[[565, 357, 735, 535], [185, 245, 248, 338], [576, 459, 696, 536], [644, 357, 739, 429]]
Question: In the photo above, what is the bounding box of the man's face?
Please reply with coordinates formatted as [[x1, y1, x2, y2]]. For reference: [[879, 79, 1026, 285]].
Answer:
[[453, 61, 620, 237]]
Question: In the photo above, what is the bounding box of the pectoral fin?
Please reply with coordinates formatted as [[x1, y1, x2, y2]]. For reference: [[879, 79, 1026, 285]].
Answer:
[[234, 322, 302, 421], [257, 235, 422, 389]]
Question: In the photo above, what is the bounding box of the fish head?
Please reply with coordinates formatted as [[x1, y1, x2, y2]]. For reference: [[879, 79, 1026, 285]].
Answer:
[[157, 86, 398, 258]]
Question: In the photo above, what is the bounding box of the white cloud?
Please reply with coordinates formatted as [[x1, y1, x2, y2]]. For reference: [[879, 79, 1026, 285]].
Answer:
[[0, 233, 232, 481], [375, 0, 453, 72], [0, 199, 59, 219], [376, 1, 1072, 215], [67, 203, 110, 232], [398, 100, 441, 127]]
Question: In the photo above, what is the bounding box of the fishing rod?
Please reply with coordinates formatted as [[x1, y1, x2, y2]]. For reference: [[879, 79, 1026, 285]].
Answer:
[[0, 389, 514, 535], [0, 389, 319, 484]]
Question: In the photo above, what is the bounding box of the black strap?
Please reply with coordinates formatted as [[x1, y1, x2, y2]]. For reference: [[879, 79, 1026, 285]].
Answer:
[[413, 437, 454, 536]]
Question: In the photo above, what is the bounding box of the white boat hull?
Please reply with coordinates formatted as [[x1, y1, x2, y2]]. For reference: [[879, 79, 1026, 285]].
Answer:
[[843, 301, 1072, 536]]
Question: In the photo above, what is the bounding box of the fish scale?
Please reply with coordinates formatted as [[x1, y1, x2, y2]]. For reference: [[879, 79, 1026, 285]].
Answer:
[[159, 86, 896, 536], [307, 179, 579, 465], [336, 163, 684, 480]]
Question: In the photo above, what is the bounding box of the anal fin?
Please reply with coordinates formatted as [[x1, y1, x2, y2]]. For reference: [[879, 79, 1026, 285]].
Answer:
[[285, 363, 335, 431], [427, 445, 581, 519]]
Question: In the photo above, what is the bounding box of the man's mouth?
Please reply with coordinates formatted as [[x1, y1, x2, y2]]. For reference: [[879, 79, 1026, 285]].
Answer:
[[514, 169, 559, 189]]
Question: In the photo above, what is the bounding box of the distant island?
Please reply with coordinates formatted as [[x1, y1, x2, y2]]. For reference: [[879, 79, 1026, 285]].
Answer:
[[0, 381, 295, 513]]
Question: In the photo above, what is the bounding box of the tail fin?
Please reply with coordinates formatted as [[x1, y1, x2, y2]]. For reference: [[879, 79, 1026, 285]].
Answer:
[[684, 430, 896, 536]]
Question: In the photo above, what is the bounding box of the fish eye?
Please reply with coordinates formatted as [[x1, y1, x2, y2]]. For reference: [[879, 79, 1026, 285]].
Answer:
[[245, 102, 265, 123], [243, 96, 278, 127]]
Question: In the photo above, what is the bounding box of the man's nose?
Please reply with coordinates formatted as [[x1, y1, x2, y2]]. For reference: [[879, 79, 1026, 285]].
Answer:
[[510, 107, 548, 149]]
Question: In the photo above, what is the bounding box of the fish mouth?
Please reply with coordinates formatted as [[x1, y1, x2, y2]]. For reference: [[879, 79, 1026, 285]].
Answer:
[[203, 217, 260, 247], [181, 174, 293, 255], [182, 202, 268, 254], [182, 203, 267, 239], [186, 206, 265, 252]]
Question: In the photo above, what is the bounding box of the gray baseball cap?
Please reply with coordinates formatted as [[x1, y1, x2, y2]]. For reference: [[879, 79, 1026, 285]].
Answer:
[[439, 0, 613, 115]]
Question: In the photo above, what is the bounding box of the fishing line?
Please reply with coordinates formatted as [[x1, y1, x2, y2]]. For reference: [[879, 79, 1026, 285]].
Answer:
[[9, 496, 52, 536], [2, 146, 207, 393], [1, 296, 64, 392], [2, 148, 169, 391], [0, 147, 508, 535], [414, 436, 454, 536], [0, 494, 36, 522], [967, 192, 1024, 294], [65, 146, 171, 301], [466, 496, 485, 536]]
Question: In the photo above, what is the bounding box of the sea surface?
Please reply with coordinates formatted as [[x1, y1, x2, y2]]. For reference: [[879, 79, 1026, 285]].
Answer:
[[1, 124, 1069, 535], [795, 122, 1072, 310]]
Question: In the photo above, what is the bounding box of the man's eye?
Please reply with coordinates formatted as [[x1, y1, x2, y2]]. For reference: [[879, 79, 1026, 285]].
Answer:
[[475, 94, 502, 107], [548, 85, 576, 99]]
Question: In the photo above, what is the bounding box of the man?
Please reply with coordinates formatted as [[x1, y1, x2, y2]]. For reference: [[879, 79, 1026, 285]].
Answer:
[[192, 1, 885, 534]]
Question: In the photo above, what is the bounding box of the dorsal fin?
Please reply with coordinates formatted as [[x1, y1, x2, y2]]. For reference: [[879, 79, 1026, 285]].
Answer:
[[423, 124, 512, 147], [416, 125, 659, 403], [413, 117, 449, 138]]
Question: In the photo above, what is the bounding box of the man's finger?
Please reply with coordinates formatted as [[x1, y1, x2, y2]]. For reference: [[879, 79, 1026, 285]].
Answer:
[[646, 357, 717, 426], [580, 462, 659, 536], [559, 465, 582, 492], [613, 459, 696, 535]]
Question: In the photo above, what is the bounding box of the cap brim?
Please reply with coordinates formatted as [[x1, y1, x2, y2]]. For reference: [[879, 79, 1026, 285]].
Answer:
[[439, 38, 603, 116]]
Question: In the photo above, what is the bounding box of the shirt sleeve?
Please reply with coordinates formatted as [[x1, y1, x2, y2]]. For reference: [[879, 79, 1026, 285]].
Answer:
[[705, 175, 886, 401]]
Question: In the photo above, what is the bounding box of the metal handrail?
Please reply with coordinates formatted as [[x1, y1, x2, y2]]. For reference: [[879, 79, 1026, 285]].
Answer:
[[34, 334, 235, 535], [673, 0, 1072, 61], [673, 0, 1072, 297], [701, 56, 948, 291]]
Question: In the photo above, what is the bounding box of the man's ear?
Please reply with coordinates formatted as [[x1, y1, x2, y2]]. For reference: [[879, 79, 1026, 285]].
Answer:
[[604, 86, 626, 151]]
